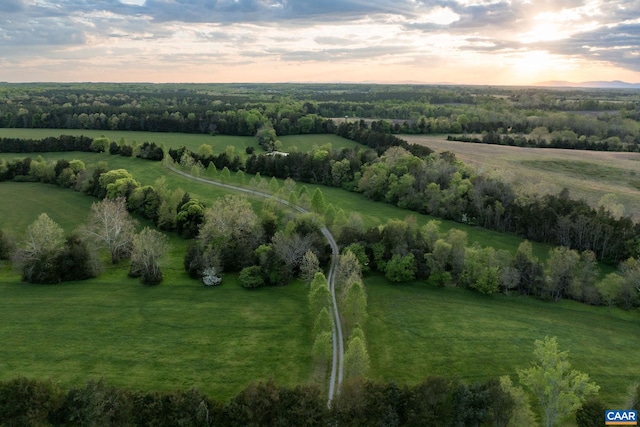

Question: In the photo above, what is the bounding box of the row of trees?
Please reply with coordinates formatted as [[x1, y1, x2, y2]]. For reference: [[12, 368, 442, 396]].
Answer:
[[449, 129, 634, 152], [0, 153, 208, 240], [330, 215, 640, 308], [2, 145, 639, 305]]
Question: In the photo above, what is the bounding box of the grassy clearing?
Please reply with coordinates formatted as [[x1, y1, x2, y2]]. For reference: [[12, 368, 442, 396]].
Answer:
[[406, 135, 640, 221], [365, 274, 640, 406], [4, 145, 629, 406], [278, 134, 362, 152], [0, 182, 94, 233], [0, 263, 313, 401]]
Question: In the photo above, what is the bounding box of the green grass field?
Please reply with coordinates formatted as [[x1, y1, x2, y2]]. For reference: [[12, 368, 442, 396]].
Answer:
[[0, 128, 258, 155], [0, 264, 313, 400], [365, 275, 639, 406], [0, 182, 94, 233]]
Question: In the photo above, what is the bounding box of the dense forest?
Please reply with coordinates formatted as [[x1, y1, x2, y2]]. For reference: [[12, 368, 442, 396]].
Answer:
[[1, 83, 639, 149]]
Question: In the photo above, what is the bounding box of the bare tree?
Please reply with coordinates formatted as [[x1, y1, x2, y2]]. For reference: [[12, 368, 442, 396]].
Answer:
[[271, 231, 314, 271], [129, 227, 169, 285], [82, 197, 137, 264]]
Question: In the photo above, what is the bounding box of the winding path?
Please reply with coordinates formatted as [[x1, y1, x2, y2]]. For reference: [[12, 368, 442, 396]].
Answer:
[[166, 164, 344, 404]]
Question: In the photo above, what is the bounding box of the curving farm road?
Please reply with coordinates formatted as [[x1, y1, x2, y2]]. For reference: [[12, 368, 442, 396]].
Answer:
[[166, 164, 344, 404]]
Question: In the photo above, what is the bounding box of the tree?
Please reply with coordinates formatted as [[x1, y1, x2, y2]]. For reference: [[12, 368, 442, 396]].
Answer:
[[514, 240, 544, 296], [271, 231, 314, 283], [175, 198, 205, 239], [335, 250, 363, 292], [342, 281, 367, 335], [575, 397, 606, 427], [311, 188, 326, 213], [344, 328, 370, 379], [545, 247, 580, 301], [313, 307, 333, 336], [129, 227, 169, 285], [385, 253, 416, 283], [596, 272, 624, 307], [13, 213, 66, 283], [202, 266, 223, 286], [518, 336, 599, 427], [618, 257, 640, 309], [299, 249, 320, 285], [238, 265, 264, 289], [312, 330, 332, 358], [342, 243, 370, 274], [82, 197, 137, 264], [198, 194, 263, 271], [309, 272, 331, 318], [499, 376, 536, 427]]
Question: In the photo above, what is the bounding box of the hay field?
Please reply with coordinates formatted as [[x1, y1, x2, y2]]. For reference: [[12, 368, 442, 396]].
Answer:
[[406, 135, 640, 220]]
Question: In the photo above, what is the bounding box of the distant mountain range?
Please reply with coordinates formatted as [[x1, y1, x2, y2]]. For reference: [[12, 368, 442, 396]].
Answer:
[[534, 80, 640, 89]]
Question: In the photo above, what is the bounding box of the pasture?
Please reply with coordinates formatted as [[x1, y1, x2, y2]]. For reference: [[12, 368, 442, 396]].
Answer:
[[0, 264, 313, 401], [365, 275, 640, 406], [405, 135, 640, 220]]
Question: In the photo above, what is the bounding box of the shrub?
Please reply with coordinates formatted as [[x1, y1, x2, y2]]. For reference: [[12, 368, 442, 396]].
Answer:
[[239, 266, 265, 289]]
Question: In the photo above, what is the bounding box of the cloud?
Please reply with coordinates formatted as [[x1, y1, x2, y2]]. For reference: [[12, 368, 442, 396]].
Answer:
[[0, 0, 638, 83], [0, 0, 25, 13], [541, 22, 640, 71], [275, 45, 413, 62]]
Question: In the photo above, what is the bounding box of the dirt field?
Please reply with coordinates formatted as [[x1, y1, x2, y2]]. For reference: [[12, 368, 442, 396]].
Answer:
[[405, 135, 640, 220]]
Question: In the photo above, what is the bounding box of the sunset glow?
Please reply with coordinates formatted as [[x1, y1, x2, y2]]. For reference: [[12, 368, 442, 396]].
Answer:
[[0, 0, 638, 85]]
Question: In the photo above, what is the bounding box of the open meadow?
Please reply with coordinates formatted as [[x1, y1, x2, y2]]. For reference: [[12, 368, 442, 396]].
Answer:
[[1, 132, 638, 412], [365, 275, 640, 406], [405, 135, 640, 220]]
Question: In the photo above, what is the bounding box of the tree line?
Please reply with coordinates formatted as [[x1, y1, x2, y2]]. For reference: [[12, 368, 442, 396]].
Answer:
[[448, 129, 634, 152]]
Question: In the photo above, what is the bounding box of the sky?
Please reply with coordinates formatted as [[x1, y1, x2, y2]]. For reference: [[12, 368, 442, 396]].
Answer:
[[0, 0, 639, 85]]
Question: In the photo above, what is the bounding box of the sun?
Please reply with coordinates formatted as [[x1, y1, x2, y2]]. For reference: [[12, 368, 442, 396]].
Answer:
[[506, 50, 569, 83]]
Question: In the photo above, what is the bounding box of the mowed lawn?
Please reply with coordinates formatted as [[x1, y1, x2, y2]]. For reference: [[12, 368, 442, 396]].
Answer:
[[0, 267, 313, 401], [0, 182, 94, 233], [405, 135, 640, 221], [365, 275, 640, 406]]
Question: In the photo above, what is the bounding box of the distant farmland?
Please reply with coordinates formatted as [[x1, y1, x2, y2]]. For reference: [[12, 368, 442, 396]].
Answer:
[[406, 135, 640, 220]]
